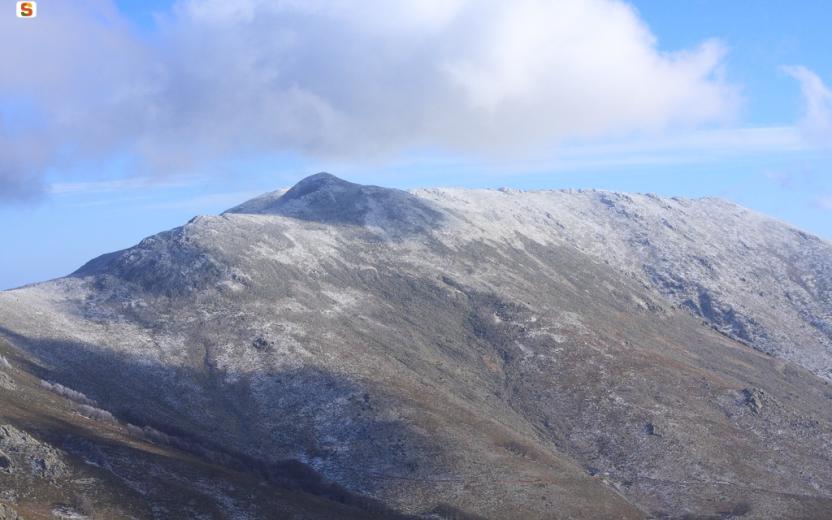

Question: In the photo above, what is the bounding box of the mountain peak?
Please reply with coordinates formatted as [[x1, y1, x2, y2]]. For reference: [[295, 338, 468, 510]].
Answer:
[[279, 172, 357, 203], [225, 173, 443, 232]]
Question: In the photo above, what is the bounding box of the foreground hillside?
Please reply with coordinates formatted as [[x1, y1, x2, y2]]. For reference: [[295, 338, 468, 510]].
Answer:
[[1, 173, 831, 519], [0, 337, 418, 520]]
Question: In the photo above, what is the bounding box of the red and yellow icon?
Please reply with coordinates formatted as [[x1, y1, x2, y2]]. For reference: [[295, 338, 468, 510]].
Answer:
[[16, 1, 37, 18]]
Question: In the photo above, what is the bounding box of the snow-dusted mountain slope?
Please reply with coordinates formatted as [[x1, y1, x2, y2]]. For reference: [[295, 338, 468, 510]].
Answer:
[[1, 173, 831, 519], [413, 185, 832, 382]]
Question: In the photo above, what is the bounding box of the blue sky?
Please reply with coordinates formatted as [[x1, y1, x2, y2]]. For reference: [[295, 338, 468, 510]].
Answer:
[[1, 0, 831, 290]]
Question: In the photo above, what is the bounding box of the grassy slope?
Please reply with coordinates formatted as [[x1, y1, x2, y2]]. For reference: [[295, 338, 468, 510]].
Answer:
[[0, 338, 416, 520]]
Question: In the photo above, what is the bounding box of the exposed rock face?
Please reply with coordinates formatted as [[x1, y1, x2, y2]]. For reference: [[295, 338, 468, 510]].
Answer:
[[0, 173, 831, 519], [0, 503, 21, 520], [741, 388, 766, 414], [0, 356, 12, 391], [0, 450, 11, 471], [0, 425, 68, 481]]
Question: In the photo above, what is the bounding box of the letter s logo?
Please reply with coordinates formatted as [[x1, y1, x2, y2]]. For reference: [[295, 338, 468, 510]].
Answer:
[[17, 1, 37, 18]]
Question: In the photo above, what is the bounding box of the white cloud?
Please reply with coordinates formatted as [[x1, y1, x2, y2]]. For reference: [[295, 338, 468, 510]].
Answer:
[[783, 65, 832, 147], [0, 0, 739, 199], [818, 196, 832, 211]]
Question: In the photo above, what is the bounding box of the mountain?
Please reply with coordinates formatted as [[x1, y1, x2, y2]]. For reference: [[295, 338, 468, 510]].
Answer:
[[1, 173, 831, 519]]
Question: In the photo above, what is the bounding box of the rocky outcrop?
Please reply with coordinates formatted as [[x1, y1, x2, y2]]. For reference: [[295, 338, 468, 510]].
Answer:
[[0, 425, 68, 481], [0, 503, 21, 520]]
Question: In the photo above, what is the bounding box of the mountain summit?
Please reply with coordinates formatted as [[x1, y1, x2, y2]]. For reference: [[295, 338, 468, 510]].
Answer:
[[226, 172, 442, 233], [1, 176, 831, 519]]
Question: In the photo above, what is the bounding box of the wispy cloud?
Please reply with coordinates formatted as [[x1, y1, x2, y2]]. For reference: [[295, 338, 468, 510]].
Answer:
[[818, 196, 832, 211], [140, 191, 265, 212], [0, 0, 738, 200], [61, 187, 263, 213], [527, 126, 812, 172], [783, 65, 832, 147], [50, 176, 203, 196], [370, 125, 810, 174], [555, 126, 808, 160], [762, 167, 817, 189]]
